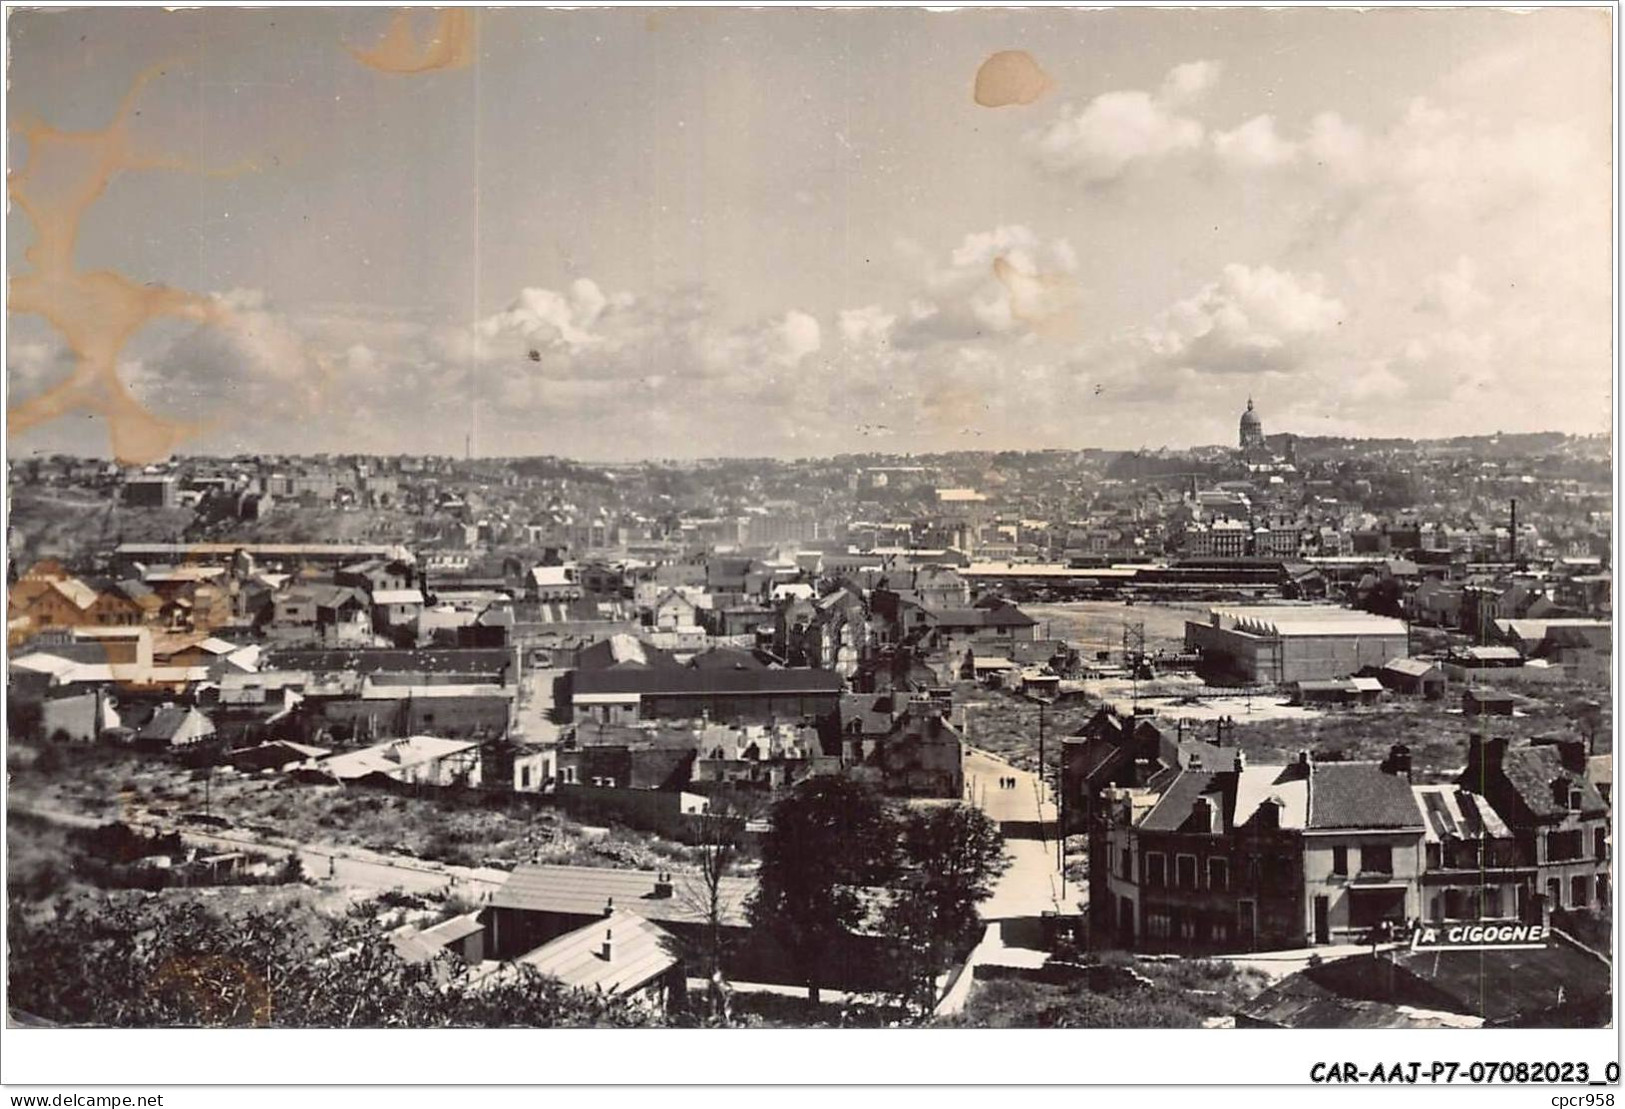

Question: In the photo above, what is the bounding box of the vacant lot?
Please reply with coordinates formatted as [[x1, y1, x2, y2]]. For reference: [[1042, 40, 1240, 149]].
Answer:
[[952, 670, 1610, 781], [8, 741, 714, 873], [942, 954, 1269, 1028], [1023, 601, 1210, 655]]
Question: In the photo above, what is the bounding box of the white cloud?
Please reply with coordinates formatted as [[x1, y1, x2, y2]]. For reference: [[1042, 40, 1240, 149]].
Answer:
[[838, 305, 896, 346], [1142, 264, 1344, 372], [1161, 60, 1223, 104], [1027, 61, 1216, 182], [888, 225, 1081, 347], [1419, 257, 1491, 321], [777, 310, 822, 365], [1213, 114, 1299, 170]]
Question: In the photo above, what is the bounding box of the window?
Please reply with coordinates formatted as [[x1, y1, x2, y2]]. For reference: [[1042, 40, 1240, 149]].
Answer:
[[1145, 852, 1166, 888], [1349, 887, 1406, 928], [1208, 858, 1229, 891], [521, 766, 532, 789], [1360, 845, 1392, 875], [1595, 828, 1609, 861], [1176, 855, 1198, 889], [1146, 911, 1172, 939], [1599, 876, 1611, 910], [1546, 878, 1562, 907], [1332, 846, 1348, 876], [1483, 887, 1502, 919], [562, 766, 578, 784], [1571, 875, 1590, 910], [1548, 830, 1584, 862]]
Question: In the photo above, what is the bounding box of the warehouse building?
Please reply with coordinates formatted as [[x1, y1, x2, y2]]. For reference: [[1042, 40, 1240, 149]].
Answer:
[[1185, 606, 1410, 685]]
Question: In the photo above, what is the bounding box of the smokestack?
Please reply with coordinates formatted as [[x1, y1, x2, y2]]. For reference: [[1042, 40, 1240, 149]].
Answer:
[[1509, 498, 1518, 562]]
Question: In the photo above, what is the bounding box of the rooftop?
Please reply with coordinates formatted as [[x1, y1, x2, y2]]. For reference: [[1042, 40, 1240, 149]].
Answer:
[[490, 863, 754, 927], [1308, 761, 1424, 831], [504, 910, 677, 995]]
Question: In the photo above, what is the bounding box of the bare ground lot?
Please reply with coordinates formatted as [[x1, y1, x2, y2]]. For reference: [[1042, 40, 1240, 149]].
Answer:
[[953, 676, 1610, 781], [7, 742, 715, 874], [1023, 601, 1210, 656]]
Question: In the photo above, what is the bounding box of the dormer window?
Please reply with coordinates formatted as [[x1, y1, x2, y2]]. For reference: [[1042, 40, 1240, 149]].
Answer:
[[1569, 788, 1583, 811]]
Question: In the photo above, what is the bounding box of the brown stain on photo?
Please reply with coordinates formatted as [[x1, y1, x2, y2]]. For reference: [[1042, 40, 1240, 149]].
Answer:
[[992, 255, 1081, 338], [9, 64, 335, 465], [973, 50, 1052, 108], [9, 66, 237, 464], [349, 8, 475, 74]]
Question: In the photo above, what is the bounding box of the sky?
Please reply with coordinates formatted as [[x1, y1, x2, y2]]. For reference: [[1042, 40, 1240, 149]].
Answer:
[[4, 6, 1615, 462]]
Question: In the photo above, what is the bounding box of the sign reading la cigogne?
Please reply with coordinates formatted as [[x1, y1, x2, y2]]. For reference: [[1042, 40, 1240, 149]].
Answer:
[[1409, 922, 1551, 951]]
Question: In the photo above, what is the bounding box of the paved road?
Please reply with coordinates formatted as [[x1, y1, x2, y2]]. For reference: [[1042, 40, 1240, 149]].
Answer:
[[963, 747, 1057, 828], [961, 748, 1071, 920], [936, 748, 1078, 1017]]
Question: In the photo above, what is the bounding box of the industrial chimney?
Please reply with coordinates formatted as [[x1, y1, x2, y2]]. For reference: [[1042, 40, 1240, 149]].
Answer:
[[1509, 498, 1518, 563]]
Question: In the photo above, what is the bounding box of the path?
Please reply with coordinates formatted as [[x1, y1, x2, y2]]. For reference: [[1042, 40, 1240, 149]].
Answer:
[[938, 746, 1080, 1017]]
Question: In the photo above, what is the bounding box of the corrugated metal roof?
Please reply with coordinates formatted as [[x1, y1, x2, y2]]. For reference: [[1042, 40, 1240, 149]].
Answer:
[[1412, 784, 1513, 843], [320, 736, 478, 779]]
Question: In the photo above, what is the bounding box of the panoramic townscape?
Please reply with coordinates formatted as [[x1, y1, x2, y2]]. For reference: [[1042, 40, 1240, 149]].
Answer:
[[2, 5, 1614, 1054], [6, 402, 1613, 1027]]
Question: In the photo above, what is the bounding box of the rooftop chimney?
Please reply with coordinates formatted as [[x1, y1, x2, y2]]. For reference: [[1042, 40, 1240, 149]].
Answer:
[[1384, 743, 1413, 782], [600, 928, 614, 962], [652, 871, 674, 898], [1297, 749, 1313, 768], [1233, 750, 1247, 773], [603, 896, 614, 918]]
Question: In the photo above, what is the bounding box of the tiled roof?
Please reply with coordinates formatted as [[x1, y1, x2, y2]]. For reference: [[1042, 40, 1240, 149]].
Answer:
[[1138, 770, 1230, 833], [507, 910, 677, 996], [1499, 745, 1608, 819], [1141, 763, 1310, 834], [572, 667, 842, 697], [490, 864, 754, 927], [1308, 762, 1424, 830]]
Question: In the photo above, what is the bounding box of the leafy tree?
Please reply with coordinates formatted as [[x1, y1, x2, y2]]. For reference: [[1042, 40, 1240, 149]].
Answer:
[[747, 774, 895, 1003], [1356, 576, 1405, 618], [884, 803, 1009, 1020]]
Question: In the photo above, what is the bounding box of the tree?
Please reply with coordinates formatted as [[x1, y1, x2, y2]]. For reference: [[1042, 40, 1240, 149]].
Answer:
[[883, 803, 1010, 1020], [668, 797, 759, 1023], [7, 896, 668, 1028], [747, 774, 895, 1003]]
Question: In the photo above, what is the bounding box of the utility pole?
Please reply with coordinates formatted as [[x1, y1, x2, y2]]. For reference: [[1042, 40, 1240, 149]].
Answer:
[[1037, 698, 1046, 780]]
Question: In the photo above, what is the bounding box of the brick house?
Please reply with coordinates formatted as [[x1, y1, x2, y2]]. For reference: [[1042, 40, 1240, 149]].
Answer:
[[1301, 756, 1427, 944], [1461, 735, 1611, 917], [1099, 751, 1307, 952]]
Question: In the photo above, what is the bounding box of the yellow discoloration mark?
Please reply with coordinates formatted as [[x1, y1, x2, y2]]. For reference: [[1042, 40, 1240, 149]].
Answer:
[[7, 64, 318, 464], [349, 8, 475, 74], [993, 255, 1080, 337], [974, 50, 1051, 108]]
